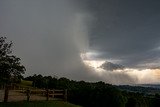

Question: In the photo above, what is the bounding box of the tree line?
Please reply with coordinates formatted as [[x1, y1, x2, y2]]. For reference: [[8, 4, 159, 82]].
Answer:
[[24, 74, 160, 107]]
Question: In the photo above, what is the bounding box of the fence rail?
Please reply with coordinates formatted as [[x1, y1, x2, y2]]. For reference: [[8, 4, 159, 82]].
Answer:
[[1, 86, 67, 102]]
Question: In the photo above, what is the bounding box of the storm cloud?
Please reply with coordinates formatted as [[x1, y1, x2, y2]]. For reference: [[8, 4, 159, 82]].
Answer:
[[0, 0, 90, 77], [77, 0, 160, 68]]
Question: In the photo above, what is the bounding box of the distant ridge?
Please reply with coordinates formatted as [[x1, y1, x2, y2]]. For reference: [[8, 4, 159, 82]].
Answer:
[[136, 84, 160, 89]]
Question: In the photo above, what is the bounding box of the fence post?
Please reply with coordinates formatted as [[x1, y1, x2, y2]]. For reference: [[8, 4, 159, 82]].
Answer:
[[4, 85, 9, 102], [64, 89, 67, 102], [46, 89, 49, 101], [26, 88, 31, 102], [52, 90, 55, 99]]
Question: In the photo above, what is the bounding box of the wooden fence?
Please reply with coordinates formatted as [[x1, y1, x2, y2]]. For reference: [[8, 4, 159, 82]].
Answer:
[[2, 86, 67, 102]]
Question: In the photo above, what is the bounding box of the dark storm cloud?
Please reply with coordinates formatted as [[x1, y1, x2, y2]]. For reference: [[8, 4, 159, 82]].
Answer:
[[100, 62, 125, 71], [78, 0, 160, 68]]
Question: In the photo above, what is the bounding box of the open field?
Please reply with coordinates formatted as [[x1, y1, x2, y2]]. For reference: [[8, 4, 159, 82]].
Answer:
[[0, 101, 82, 107]]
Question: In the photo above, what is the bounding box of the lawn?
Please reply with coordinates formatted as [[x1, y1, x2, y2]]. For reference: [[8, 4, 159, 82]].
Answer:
[[0, 101, 82, 107], [20, 80, 33, 86]]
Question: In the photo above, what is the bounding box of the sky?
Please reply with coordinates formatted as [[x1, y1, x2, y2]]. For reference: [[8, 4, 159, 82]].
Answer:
[[0, 0, 160, 84]]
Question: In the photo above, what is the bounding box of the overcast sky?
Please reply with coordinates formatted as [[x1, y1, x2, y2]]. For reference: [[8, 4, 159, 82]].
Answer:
[[1, 0, 160, 84], [80, 0, 160, 68]]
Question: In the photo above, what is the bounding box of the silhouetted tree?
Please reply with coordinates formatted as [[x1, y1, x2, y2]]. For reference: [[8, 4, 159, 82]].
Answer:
[[0, 37, 25, 85]]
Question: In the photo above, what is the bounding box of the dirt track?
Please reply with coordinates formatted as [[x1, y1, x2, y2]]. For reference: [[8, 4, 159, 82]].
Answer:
[[0, 90, 53, 102]]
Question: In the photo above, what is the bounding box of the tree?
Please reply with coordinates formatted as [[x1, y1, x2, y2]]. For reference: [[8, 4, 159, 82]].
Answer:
[[0, 37, 25, 85]]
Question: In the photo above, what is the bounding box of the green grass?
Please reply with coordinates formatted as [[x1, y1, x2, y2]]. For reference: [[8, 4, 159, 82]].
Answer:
[[15, 79, 35, 89], [20, 80, 33, 86], [0, 101, 82, 107]]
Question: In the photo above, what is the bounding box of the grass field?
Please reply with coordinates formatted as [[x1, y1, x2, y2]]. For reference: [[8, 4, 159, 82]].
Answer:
[[20, 80, 33, 86], [0, 101, 82, 107]]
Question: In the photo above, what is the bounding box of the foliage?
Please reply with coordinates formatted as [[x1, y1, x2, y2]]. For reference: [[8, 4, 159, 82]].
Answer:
[[0, 37, 25, 84]]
